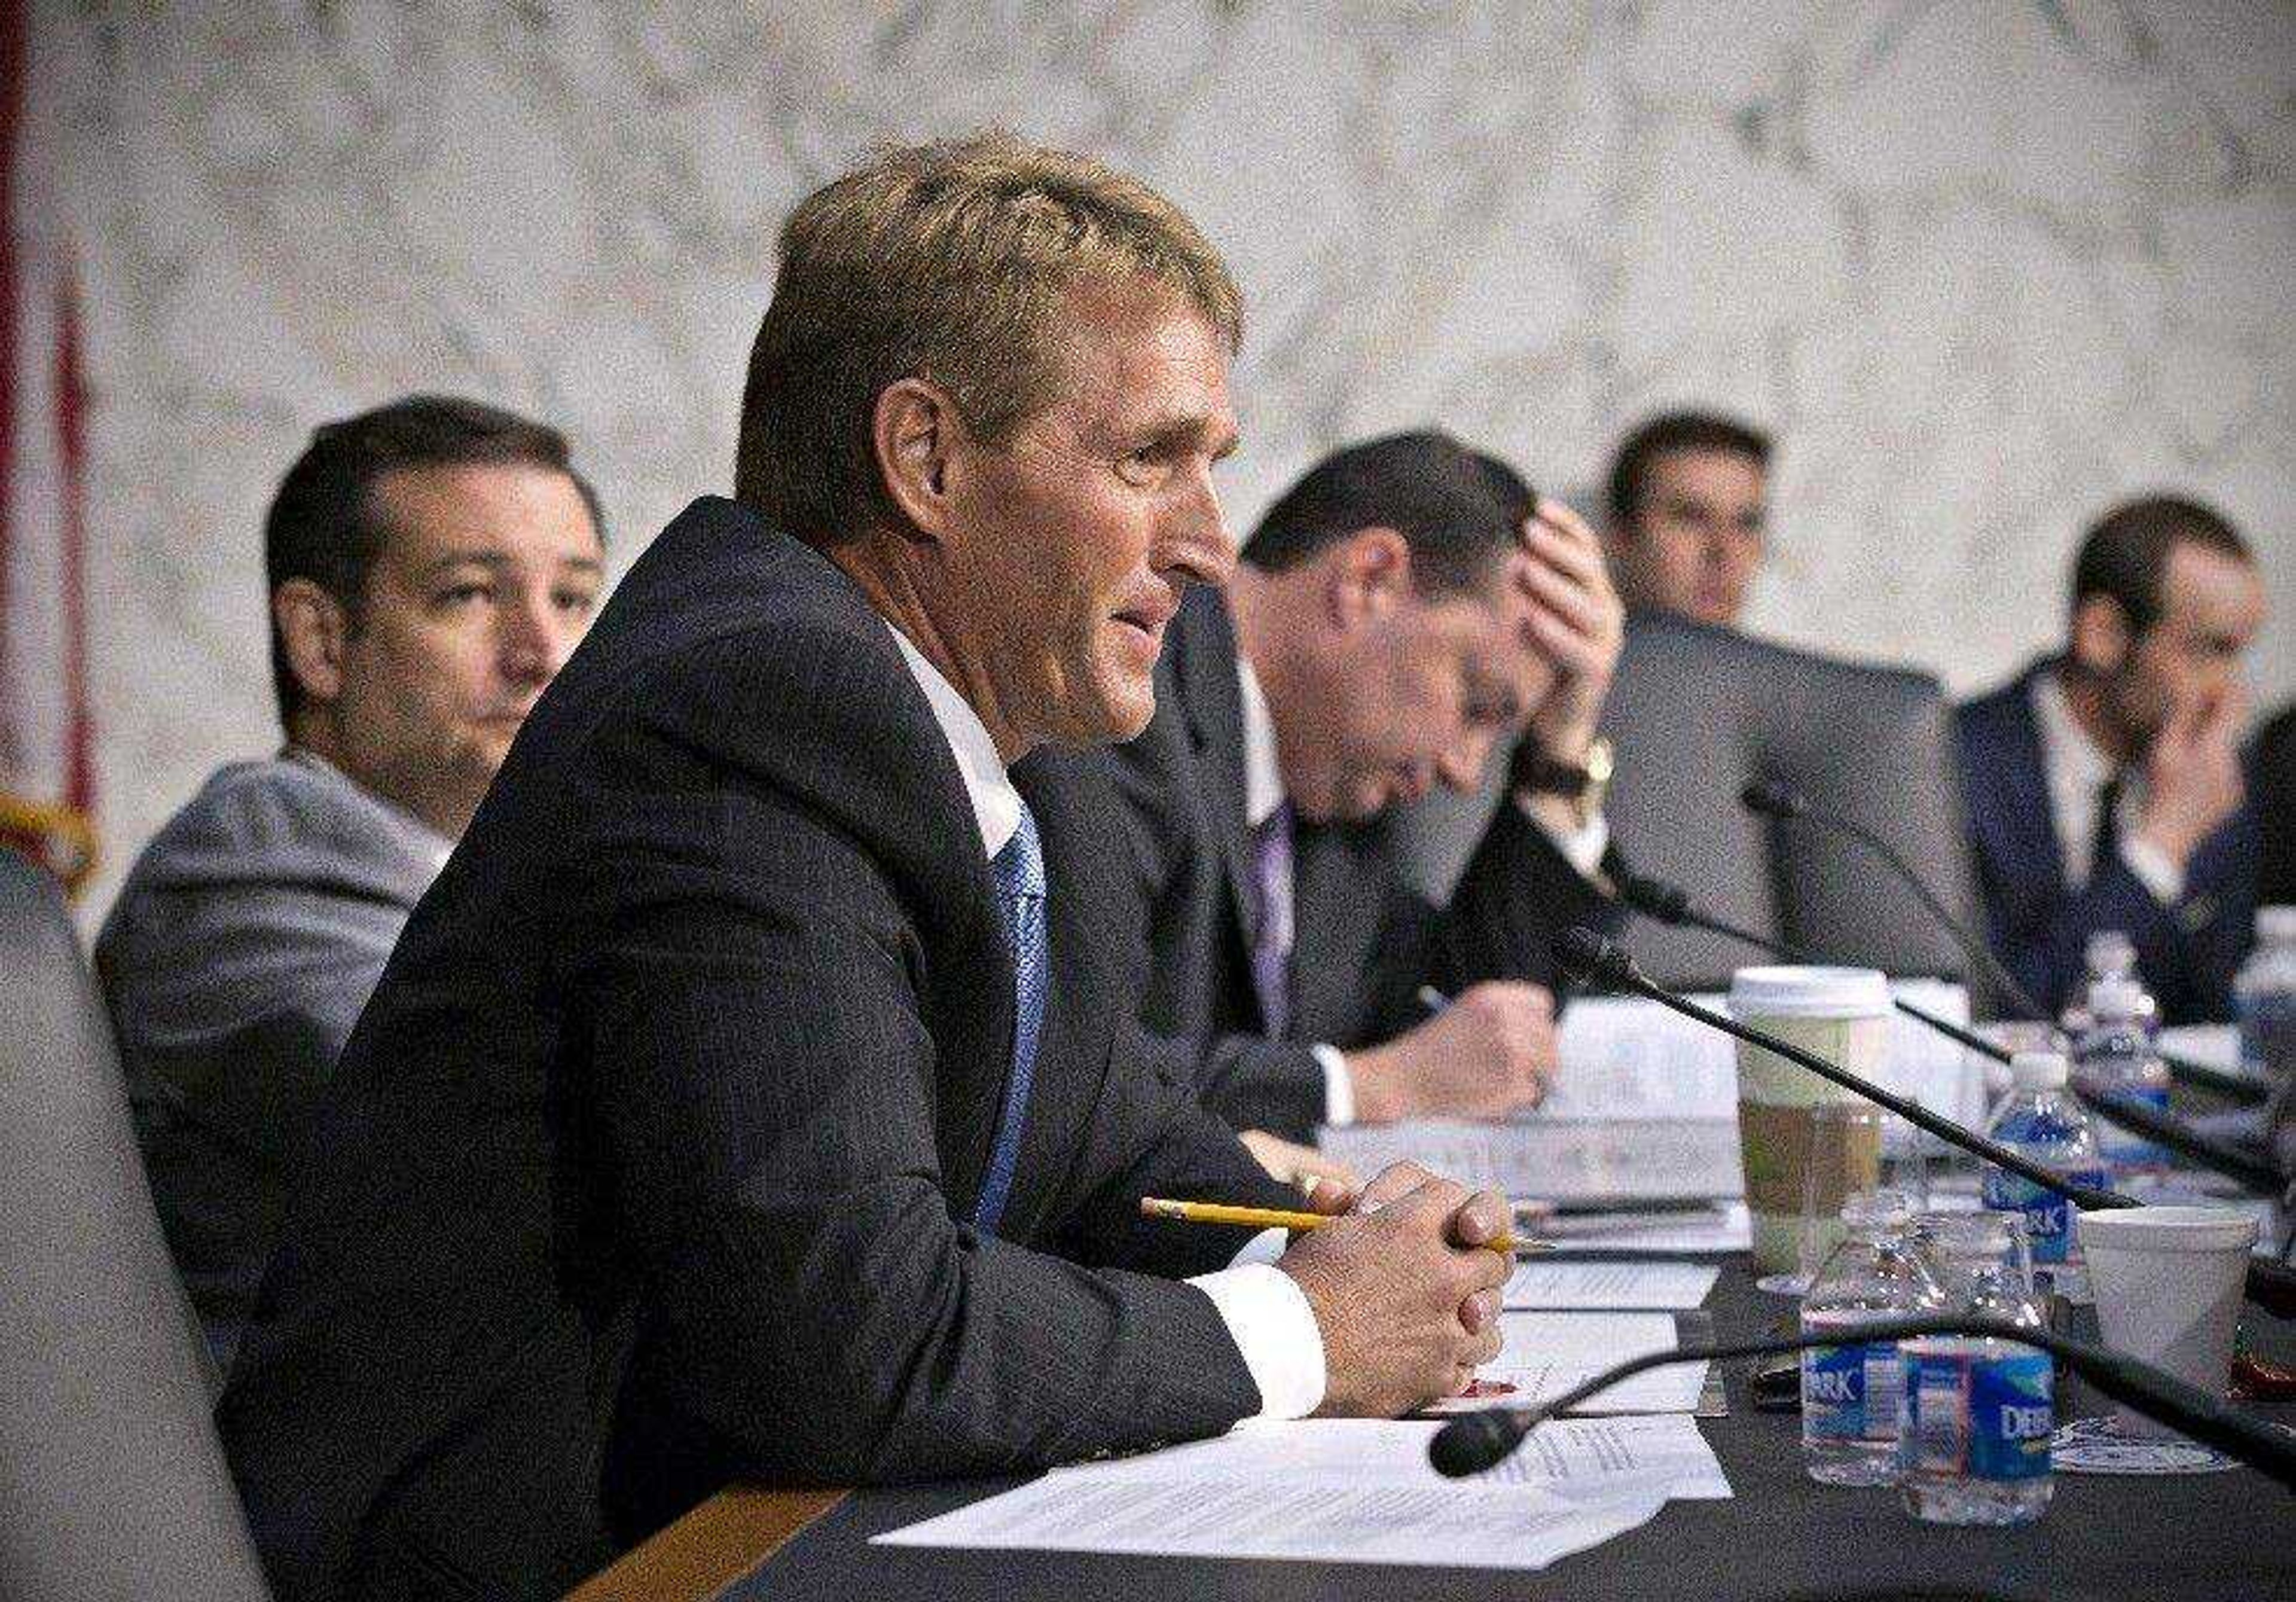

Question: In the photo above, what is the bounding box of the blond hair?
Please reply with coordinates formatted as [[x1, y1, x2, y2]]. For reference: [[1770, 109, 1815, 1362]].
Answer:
[[734, 132, 1242, 544]]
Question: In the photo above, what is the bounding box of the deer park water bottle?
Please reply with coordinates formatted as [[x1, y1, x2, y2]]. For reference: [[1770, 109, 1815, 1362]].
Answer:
[[2074, 975, 2171, 1180], [1800, 1189, 1947, 1485], [1981, 1051, 2106, 1301], [1901, 1212, 2054, 1525]]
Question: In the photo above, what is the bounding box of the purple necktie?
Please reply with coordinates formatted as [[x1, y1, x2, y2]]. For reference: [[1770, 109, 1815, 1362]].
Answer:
[[1248, 802, 1295, 1038]]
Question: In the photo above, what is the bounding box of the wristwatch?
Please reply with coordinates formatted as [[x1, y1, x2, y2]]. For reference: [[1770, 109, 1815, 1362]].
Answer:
[[1511, 735, 1614, 827]]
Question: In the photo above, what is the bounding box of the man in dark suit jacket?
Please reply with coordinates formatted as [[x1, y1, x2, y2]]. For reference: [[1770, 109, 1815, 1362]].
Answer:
[[219, 135, 1512, 1602], [2251, 701, 2296, 910], [1955, 496, 2266, 1024], [1108, 432, 1627, 1144]]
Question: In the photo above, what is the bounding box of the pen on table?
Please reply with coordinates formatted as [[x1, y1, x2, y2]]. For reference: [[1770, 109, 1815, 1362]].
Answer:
[[1138, 1196, 1539, 1255]]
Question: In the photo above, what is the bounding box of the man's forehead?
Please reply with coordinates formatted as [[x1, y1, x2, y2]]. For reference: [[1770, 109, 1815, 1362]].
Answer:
[[2163, 541, 2266, 630], [1054, 283, 1236, 432], [373, 462, 602, 564], [1648, 447, 1764, 498]]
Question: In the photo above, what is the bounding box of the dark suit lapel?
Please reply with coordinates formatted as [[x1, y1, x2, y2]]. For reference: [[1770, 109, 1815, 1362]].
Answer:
[[1992, 661, 2071, 907], [1289, 821, 1388, 1045], [1167, 588, 1262, 967]]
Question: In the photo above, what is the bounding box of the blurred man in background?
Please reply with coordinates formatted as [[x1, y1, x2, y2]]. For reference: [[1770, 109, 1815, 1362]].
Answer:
[[1955, 495, 2265, 1023], [96, 395, 606, 1374], [1601, 410, 1770, 629]]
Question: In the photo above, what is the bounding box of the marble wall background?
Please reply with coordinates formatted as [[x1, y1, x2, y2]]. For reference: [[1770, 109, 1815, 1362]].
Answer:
[[37, 0, 2296, 919]]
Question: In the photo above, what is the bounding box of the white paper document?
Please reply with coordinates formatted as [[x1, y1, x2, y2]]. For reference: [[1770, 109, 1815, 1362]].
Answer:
[[1427, 1311, 1706, 1417], [873, 1414, 1727, 1572], [1534, 1201, 1752, 1255], [1503, 1259, 1719, 1310]]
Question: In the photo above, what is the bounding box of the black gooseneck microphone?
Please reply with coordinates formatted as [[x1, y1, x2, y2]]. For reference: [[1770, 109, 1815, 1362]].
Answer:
[[1554, 927, 2296, 1319], [1739, 779, 2049, 1020], [1617, 871, 2286, 1197], [1736, 780, 2267, 1106], [1428, 1314, 2296, 1485]]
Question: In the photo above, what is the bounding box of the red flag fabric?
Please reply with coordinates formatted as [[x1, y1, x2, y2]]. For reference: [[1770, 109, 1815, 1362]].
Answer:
[[0, 0, 98, 894]]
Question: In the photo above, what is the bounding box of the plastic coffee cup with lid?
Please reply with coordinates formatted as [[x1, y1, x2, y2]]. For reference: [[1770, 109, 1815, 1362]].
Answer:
[[1727, 966, 1894, 1276]]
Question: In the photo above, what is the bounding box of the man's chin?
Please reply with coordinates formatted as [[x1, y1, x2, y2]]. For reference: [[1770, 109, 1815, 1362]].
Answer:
[[1039, 681, 1155, 749]]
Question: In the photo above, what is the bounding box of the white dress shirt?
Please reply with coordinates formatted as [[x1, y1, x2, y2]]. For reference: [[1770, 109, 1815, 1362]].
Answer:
[[886, 621, 1325, 1420], [2031, 667, 2184, 905], [1234, 657, 1609, 1126]]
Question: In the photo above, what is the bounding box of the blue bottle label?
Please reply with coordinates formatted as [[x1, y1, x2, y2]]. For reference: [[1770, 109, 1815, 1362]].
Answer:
[[2099, 1086, 2171, 1169], [1803, 1340, 1901, 1443], [1981, 1168, 2108, 1263], [1906, 1348, 2053, 1481]]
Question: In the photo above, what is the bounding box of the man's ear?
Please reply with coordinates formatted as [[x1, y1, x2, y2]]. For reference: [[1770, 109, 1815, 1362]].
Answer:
[[273, 579, 349, 707], [2068, 593, 2133, 678], [1323, 526, 1413, 628], [872, 377, 968, 545]]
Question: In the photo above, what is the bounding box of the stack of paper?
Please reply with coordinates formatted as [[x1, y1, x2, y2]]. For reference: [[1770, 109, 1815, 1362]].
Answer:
[[1318, 1115, 1741, 1203], [1535, 1201, 1752, 1255], [874, 1414, 1727, 1572]]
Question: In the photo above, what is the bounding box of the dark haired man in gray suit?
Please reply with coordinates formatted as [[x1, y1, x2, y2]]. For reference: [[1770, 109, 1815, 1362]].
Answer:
[[221, 136, 1511, 1602], [96, 395, 604, 1375]]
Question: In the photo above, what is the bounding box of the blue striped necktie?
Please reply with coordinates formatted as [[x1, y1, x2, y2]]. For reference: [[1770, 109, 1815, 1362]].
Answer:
[[972, 800, 1047, 1235]]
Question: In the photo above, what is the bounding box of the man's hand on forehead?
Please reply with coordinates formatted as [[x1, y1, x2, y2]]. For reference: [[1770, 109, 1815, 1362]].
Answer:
[[1508, 497, 1624, 760]]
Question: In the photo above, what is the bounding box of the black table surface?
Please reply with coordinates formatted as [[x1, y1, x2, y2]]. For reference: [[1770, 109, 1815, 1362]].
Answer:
[[720, 1254, 2296, 1602]]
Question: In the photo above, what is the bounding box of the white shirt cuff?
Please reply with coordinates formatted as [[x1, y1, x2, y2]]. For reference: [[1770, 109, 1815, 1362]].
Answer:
[[2120, 837, 2186, 907], [1312, 1043, 1355, 1128], [1188, 1258, 1327, 1420], [1516, 795, 1611, 880]]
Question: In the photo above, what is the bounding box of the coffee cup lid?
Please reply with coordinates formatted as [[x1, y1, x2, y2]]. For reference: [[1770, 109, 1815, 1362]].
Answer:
[[1726, 965, 1891, 1019]]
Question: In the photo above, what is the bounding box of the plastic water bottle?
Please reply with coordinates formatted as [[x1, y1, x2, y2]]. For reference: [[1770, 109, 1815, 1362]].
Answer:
[[2234, 906, 2296, 1082], [2074, 975, 2172, 1180], [1801, 1189, 1948, 1485], [2060, 929, 2152, 1039], [1981, 1052, 2107, 1301], [1901, 1212, 2054, 1525]]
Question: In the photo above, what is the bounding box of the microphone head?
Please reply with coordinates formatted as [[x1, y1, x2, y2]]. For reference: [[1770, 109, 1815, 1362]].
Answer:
[[1554, 926, 1637, 989], [1428, 1406, 1535, 1478], [1617, 872, 1690, 924], [1741, 779, 1806, 819]]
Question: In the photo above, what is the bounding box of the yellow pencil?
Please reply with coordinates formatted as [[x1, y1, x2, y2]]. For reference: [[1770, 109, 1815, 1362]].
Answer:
[[1137, 1196, 1535, 1254]]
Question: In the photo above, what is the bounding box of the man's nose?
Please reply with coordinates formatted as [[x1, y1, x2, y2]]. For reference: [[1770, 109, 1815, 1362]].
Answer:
[[1152, 463, 1236, 590], [1436, 731, 1492, 792], [499, 592, 561, 683]]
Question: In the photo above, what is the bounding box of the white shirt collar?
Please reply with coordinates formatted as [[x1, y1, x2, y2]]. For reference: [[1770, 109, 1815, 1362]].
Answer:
[[883, 620, 1022, 859], [2032, 667, 2114, 799], [2031, 663, 2156, 893], [1235, 655, 1287, 829]]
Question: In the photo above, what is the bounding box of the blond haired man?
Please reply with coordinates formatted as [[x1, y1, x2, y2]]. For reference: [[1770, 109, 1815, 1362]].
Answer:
[[221, 135, 1510, 1602]]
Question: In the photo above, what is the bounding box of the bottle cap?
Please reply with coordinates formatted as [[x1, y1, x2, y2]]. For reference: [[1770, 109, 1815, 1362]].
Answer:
[[1840, 1187, 1914, 1231], [2085, 929, 2136, 975], [2257, 905, 2296, 944], [2090, 975, 2144, 1021], [2010, 1050, 2069, 1088]]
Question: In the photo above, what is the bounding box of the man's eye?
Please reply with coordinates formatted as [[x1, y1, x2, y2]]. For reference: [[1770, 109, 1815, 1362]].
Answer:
[[555, 589, 598, 614], [440, 584, 491, 605]]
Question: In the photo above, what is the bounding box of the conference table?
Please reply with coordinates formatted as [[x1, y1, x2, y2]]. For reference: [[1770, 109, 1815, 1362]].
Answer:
[[573, 1249, 2296, 1602]]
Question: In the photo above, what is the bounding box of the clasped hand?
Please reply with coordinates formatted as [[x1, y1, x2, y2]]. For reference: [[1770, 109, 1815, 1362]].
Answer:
[[1275, 1161, 1512, 1417]]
